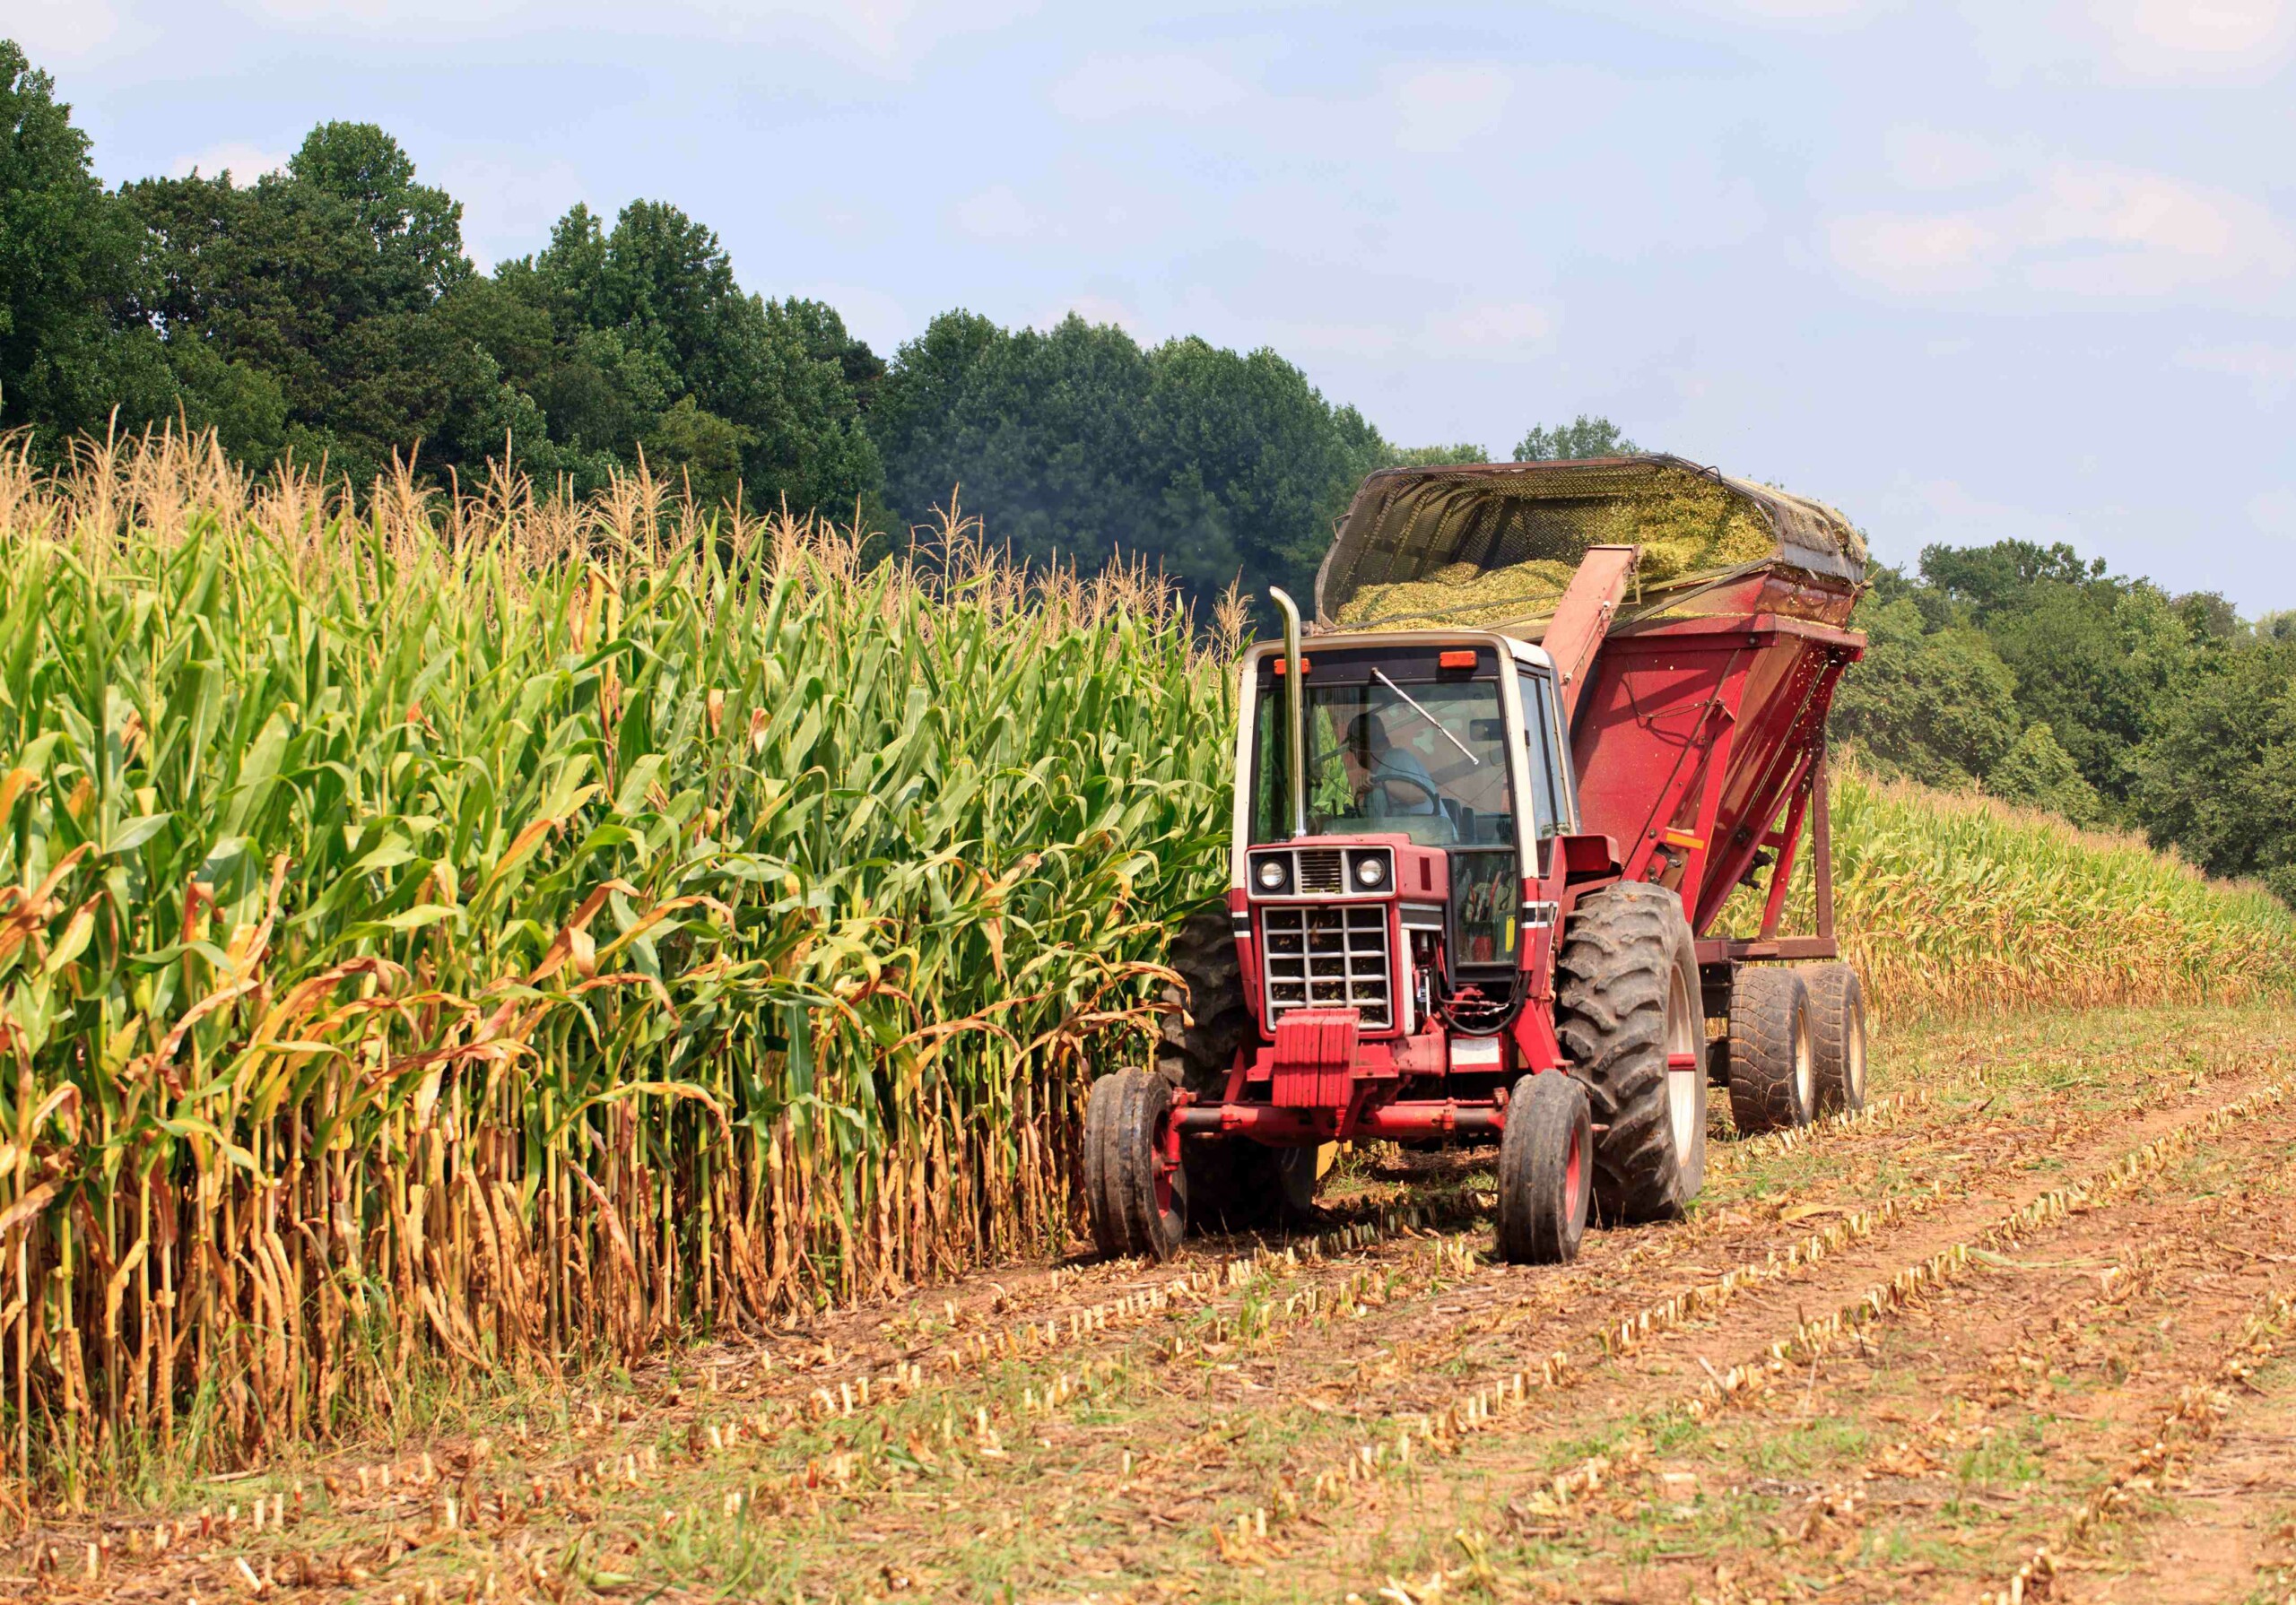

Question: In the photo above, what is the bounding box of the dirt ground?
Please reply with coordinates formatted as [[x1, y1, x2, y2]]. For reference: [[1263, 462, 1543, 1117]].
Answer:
[[12, 1002, 2296, 1605]]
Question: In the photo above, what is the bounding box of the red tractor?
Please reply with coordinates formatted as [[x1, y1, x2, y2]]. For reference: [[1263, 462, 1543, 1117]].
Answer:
[[1084, 456, 1870, 1263]]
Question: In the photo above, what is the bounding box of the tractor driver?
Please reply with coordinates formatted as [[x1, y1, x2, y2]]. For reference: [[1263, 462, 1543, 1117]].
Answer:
[[1340, 711, 1440, 818]]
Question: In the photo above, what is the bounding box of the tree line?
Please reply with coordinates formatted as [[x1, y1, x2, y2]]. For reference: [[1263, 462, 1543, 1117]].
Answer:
[[6, 40, 2290, 898], [0, 41, 1587, 608], [1831, 541, 2296, 902]]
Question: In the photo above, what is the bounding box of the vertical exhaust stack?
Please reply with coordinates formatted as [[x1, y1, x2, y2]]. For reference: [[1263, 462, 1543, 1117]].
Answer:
[[1269, 587, 1309, 839]]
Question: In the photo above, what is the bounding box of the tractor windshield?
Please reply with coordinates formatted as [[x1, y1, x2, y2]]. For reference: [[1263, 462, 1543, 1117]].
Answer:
[[1249, 673, 1514, 847]]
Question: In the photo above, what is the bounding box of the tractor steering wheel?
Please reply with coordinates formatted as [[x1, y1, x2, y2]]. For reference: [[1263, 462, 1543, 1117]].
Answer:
[[1369, 773, 1445, 815]]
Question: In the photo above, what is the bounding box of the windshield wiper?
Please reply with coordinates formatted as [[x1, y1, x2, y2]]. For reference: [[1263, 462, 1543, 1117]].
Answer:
[[1372, 669, 1481, 767]]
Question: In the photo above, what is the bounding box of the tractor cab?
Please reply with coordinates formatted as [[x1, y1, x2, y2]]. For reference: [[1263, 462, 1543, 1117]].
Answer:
[[1233, 631, 1575, 1053]]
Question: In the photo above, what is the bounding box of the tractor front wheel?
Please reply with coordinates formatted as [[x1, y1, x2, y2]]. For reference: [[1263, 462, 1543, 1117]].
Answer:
[[1801, 963, 1868, 1115], [1495, 1071, 1592, 1264], [1726, 967, 1816, 1133], [1083, 1068, 1186, 1260]]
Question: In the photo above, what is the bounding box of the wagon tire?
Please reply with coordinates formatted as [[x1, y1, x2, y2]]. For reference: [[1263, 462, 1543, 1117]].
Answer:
[[1083, 1069, 1185, 1261], [1800, 963, 1868, 1115], [1495, 1072, 1592, 1264], [1726, 967, 1816, 1134], [1554, 881, 1706, 1225]]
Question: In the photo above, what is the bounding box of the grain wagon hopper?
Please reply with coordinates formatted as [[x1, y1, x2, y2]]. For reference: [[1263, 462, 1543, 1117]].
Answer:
[[1084, 455, 1869, 1263]]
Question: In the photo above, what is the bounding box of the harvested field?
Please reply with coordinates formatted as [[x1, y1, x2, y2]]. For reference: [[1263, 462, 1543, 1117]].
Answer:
[[13, 1002, 2296, 1603]]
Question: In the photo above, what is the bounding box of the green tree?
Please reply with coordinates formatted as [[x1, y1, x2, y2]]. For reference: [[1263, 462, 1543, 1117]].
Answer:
[[0, 41, 174, 441], [1381, 442, 1489, 467], [876, 312, 1390, 607], [1512, 414, 1639, 462], [1915, 542, 2211, 808], [2133, 638, 2296, 901], [121, 123, 492, 486], [1917, 539, 2099, 619], [1987, 722, 2103, 825], [500, 202, 882, 516], [1829, 594, 2021, 788]]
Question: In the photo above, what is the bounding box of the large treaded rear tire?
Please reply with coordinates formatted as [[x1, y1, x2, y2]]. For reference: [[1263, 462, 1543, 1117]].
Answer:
[[1083, 1068, 1184, 1260], [1800, 962, 1867, 1115], [1554, 882, 1705, 1224], [1155, 903, 1285, 1232], [1155, 905, 1256, 1096], [1726, 967, 1815, 1134]]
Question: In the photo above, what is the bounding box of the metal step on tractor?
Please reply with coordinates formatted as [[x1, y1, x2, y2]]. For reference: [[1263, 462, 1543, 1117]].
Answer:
[[1084, 455, 1871, 1263]]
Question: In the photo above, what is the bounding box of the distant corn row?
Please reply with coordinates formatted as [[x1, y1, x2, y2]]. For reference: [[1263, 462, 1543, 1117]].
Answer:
[[0, 434, 1230, 1491], [1747, 767, 2296, 1014]]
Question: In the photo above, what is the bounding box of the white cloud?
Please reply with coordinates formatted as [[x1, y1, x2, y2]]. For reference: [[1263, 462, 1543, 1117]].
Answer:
[[1827, 212, 2000, 292], [2250, 486, 2296, 535], [1048, 54, 1248, 121], [222, 0, 1041, 71], [1969, 0, 2293, 82], [168, 141, 291, 182], [1426, 300, 1555, 352], [2110, 0, 2292, 62], [1393, 66, 1511, 154], [11, 0, 125, 59], [949, 184, 1038, 241], [1829, 160, 2296, 299], [2022, 162, 2296, 292], [1883, 126, 2008, 192], [2176, 342, 2296, 402], [1883, 475, 2085, 545]]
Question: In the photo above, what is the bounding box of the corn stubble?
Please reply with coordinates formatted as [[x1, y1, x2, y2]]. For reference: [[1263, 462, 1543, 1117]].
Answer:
[[0, 434, 1230, 1491]]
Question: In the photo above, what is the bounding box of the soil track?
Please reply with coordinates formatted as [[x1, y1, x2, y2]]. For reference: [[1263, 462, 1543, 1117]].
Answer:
[[11, 1002, 2296, 1605]]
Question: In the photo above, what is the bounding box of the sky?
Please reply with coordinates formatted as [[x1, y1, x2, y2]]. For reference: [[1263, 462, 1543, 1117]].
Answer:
[[16, 0, 2296, 609]]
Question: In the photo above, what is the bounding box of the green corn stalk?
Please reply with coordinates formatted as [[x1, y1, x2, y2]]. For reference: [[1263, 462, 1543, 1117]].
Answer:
[[0, 436, 1234, 1492]]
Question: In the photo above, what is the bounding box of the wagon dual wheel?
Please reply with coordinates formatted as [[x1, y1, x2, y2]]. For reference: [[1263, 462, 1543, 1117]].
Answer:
[[1495, 1071, 1592, 1264], [1083, 1068, 1186, 1260], [1801, 962, 1868, 1115], [1554, 881, 1709, 1223], [1726, 967, 1816, 1133]]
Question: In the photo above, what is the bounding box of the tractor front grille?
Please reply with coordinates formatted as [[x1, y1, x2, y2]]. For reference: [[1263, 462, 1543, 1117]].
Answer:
[[1295, 848, 1344, 894], [1261, 903, 1393, 1029]]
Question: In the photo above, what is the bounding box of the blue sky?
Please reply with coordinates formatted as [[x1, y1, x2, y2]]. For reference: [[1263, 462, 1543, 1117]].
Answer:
[[19, 1, 2296, 609]]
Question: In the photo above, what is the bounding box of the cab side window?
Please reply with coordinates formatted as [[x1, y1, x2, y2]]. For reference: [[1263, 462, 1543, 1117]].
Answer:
[[1523, 672, 1570, 841]]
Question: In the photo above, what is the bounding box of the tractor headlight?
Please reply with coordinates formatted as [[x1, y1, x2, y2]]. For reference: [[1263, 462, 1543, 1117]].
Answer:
[[1351, 851, 1389, 889], [1256, 856, 1289, 892]]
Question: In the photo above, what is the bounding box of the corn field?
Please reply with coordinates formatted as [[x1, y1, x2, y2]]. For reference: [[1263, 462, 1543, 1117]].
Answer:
[[4, 434, 2294, 1502], [1739, 765, 2296, 1014], [0, 435, 1231, 1494]]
